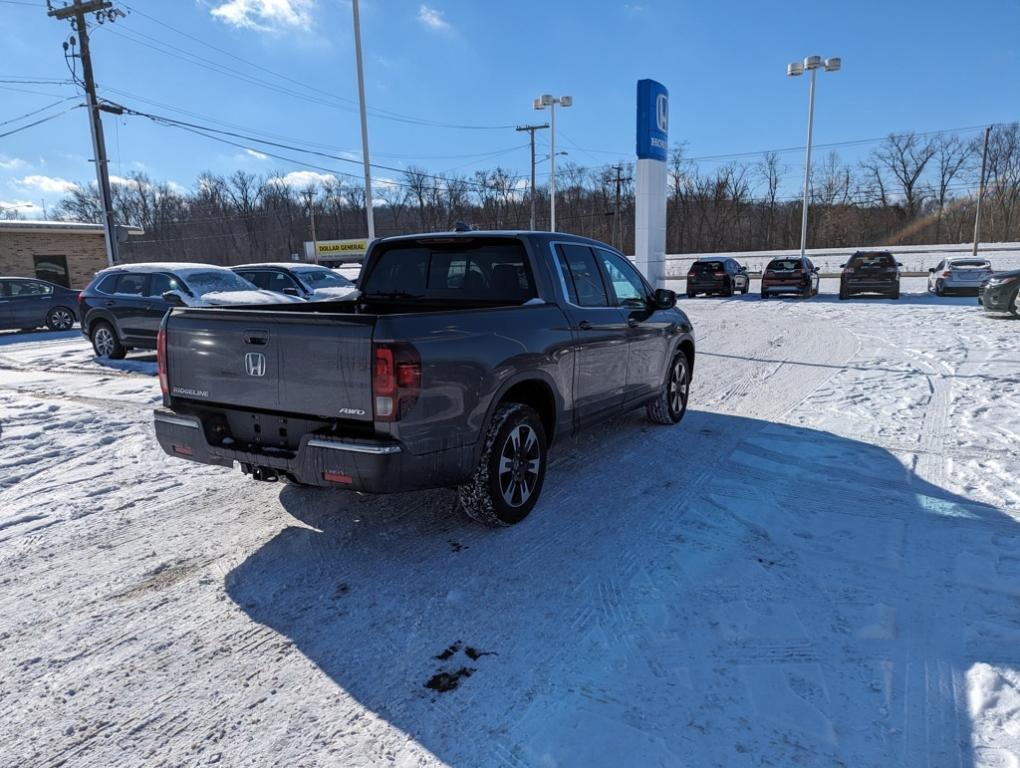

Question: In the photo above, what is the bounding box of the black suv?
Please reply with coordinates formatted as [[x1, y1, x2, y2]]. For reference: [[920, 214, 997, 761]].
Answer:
[[0, 277, 78, 331], [231, 263, 356, 301], [685, 258, 750, 297], [839, 251, 902, 300], [978, 269, 1020, 316], [79, 263, 295, 359], [761, 256, 819, 298]]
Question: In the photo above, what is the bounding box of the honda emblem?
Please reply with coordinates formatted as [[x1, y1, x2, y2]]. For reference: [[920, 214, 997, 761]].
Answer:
[[245, 352, 267, 377]]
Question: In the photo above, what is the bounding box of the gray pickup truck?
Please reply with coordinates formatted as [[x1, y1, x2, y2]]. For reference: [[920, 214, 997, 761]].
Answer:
[[154, 231, 695, 525]]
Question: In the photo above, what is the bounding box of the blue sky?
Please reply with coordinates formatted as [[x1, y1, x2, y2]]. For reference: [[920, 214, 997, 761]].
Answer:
[[1, 0, 1018, 217]]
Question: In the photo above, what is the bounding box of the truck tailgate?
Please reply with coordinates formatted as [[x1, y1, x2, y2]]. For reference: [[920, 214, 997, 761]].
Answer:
[[166, 309, 375, 421]]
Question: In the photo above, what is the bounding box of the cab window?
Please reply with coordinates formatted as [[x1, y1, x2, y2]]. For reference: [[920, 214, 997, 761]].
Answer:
[[595, 249, 648, 308], [8, 280, 52, 296], [556, 244, 609, 307]]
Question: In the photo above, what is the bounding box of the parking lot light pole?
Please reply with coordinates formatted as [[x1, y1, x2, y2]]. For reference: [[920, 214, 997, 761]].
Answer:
[[533, 94, 572, 231], [787, 55, 840, 257]]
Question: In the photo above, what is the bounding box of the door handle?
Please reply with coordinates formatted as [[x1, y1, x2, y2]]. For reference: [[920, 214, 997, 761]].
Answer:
[[577, 321, 592, 331], [243, 330, 270, 345], [627, 318, 639, 328]]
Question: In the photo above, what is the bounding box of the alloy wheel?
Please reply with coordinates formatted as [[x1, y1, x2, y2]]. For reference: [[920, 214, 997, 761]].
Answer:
[[50, 309, 73, 330], [669, 359, 688, 415], [497, 424, 541, 508], [94, 327, 115, 357]]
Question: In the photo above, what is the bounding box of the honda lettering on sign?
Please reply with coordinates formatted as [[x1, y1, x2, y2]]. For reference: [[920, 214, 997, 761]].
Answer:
[[636, 79, 669, 161]]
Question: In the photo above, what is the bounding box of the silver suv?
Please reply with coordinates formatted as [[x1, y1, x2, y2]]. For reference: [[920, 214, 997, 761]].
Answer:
[[928, 257, 993, 296]]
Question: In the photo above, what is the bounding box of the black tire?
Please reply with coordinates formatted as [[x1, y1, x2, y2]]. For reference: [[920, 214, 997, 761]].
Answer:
[[935, 279, 945, 297], [46, 306, 75, 331], [1009, 289, 1020, 317], [839, 284, 849, 300], [90, 320, 126, 360], [741, 282, 749, 295], [458, 403, 547, 527], [687, 290, 696, 298], [647, 352, 691, 426], [724, 280, 735, 297], [760, 291, 769, 300], [890, 286, 901, 300]]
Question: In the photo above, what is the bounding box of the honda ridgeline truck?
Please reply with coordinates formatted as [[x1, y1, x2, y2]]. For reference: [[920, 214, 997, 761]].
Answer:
[[153, 232, 695, 526]]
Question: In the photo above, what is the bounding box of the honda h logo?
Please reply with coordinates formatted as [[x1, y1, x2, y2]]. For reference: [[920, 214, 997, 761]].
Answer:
[[655, 93, 668, 133], [245, 352, 266, 377]]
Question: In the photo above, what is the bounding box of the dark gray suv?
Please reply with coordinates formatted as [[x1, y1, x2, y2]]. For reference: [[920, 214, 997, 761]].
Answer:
[[0, 277, 78, 332]]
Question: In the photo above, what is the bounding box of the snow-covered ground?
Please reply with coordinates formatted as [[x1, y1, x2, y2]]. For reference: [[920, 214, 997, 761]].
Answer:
[[1, 278, 1018, 767]]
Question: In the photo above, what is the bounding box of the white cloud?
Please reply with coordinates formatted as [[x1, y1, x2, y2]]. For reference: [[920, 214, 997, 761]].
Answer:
[[209, 0, 315, 32], [270, 170, 337, 188], [109, 175, 139, 187], [0, 155, 27, 171], [16, 174, 78, 194], [245, 148, 269, 161], [417, 4, 450, 31], [623, 3, 646, 10]]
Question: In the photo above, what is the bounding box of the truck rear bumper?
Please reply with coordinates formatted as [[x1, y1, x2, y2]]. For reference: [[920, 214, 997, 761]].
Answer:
[[153, 409, 474, 492]]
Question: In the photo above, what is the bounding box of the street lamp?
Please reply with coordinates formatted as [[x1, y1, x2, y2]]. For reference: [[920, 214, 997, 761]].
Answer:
[[787, 55, 840, 256], [534, 94, 572, 231]]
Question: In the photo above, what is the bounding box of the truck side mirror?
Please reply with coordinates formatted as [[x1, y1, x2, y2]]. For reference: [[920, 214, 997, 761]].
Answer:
[[928, 267, 936, 273], [653, 288, 677, 309]]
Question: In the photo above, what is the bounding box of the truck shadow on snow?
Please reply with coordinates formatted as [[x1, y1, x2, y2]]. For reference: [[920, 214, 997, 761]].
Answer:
[[225, 410, 1019, 767]]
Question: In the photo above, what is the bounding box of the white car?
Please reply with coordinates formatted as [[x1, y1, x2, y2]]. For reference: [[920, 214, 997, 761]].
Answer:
[[232, 263, 358, 302], [928, 257, 993, 296]]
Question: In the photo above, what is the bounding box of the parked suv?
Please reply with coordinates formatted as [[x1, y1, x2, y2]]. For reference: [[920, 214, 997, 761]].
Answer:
[[685, 258, 749, 297], [839, 251, 901, 299], [0, 277, 78, 332], [761, 256, 819, 298], [978, 269, 1020, 316], [232, 263, 357, 301], [80, 263, 302, 359], [928, 257, 993, 296]]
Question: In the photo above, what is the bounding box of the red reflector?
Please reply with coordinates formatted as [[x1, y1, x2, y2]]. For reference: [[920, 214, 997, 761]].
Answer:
[[374, 346, 396, 396], [157, 327, 169, 397], [172, 444, 193, 456], [323, 471, 353, 485], [943, 271, 952, 277]]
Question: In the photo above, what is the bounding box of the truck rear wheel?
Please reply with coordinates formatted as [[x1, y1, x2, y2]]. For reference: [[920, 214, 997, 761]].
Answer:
[[458, 403, 547, 527]]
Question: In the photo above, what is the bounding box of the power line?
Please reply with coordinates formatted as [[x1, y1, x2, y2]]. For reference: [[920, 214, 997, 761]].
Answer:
[[103, 12, 515, 131], [0, 96, 78, 126], [0, 104, 81, 138], [112, 101, 526, 191]]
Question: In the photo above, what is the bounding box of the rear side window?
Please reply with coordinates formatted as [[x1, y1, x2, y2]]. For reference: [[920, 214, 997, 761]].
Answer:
[[556, 244, 609, 307], [362, 240, 536, 302], [767, 259, 801, 271], [115, 273, 147, 296], [95, 274, 119, 294], [8, 280, 52, 296], [147, 273, 181, 297]]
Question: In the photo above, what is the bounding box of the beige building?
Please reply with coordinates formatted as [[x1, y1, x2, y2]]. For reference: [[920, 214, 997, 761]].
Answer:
[[0, 221, 142, 289]]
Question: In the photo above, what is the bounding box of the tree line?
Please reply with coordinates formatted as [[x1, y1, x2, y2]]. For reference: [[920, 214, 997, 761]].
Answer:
[[49, 123, 1020, 264]]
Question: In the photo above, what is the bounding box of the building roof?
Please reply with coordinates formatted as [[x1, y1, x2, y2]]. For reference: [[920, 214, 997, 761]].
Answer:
[[0, 220, 144, 235], [232, 262, 332, 270]]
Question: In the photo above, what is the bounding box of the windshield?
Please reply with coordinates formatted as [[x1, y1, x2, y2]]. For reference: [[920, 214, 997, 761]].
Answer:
[[295, 268, 354, 289], [182, 270, 256, 295], [361, 240, 536, 302]]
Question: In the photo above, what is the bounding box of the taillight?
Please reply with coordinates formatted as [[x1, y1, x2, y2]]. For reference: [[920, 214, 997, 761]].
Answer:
[[942, 271, 952, 277], [76, 291, 84, 306], [373, 342, 420, 422], [157, 327, 168, 397], [713, 271, 724, 277]]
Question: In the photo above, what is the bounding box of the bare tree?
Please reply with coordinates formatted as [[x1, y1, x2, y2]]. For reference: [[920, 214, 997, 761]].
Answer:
[[870, 132, 937, 220], [929, 133, 973, 242]]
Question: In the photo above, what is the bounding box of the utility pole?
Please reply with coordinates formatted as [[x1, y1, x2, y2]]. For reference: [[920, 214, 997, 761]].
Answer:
[[351, 0, 374, 240], [972, 125, 992, 258], [49, 0, 122, 266], [305, 189, 319, 265], [516, 123, 548, 230], [609, 164, 632, 251]]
